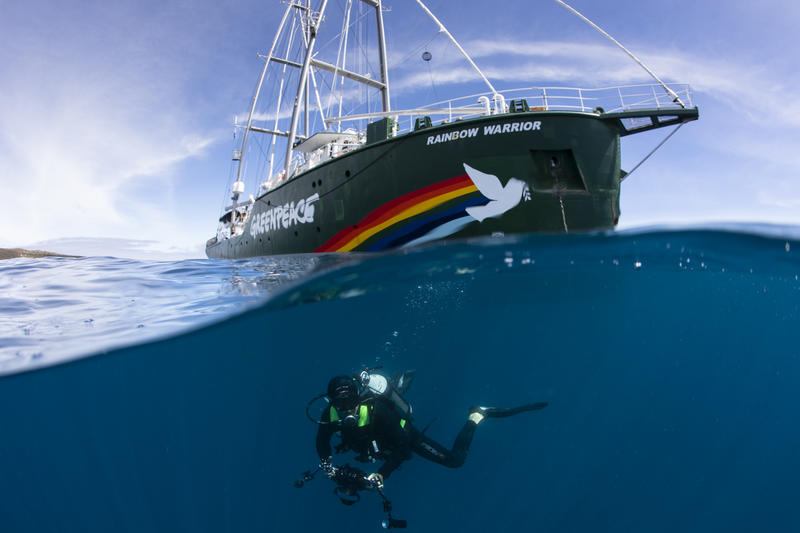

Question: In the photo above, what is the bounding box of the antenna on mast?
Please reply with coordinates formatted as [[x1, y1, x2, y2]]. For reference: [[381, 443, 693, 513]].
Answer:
[[554, 0, 686, 108]]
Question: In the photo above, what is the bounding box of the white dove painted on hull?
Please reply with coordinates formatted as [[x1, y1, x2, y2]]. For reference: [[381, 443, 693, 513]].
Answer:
[[463, 164, 531, 222], [402, 164, 531, 248]]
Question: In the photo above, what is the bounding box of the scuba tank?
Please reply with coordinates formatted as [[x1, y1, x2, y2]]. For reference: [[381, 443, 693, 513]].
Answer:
[[359, 368, 414, 421], [306, 367, 415, 425]]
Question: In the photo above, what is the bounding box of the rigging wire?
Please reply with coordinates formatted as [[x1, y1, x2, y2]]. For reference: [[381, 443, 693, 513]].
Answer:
[[392, 31, 442, 70], [553, 0, 686, 108], [415, 0, 497, 95], [425, 55, 439, 102], [298, 16, 328, 136], [317, 6, 371, 51], [235, 2, 294, 187], [622, 123, 685, 182], [326, 0, 353, 132], [266, 10, 301, 182]]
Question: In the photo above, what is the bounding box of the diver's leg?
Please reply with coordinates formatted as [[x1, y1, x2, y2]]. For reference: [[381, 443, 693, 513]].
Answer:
[[410, 403, 548, 468], [410, 421, 477, 468]]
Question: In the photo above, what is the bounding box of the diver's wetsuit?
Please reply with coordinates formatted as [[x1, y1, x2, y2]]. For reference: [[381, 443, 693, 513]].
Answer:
[[316, 395, 477, 479]]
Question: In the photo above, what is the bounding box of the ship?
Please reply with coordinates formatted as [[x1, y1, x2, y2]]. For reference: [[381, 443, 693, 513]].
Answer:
[[206, 0, 698, 259]]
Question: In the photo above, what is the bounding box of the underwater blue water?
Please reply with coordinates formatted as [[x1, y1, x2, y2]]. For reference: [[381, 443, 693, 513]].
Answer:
[[1, 227, 799, 532]]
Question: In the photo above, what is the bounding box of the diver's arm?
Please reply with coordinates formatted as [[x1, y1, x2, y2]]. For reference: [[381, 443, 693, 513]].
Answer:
[[377, 449, 405, 480]]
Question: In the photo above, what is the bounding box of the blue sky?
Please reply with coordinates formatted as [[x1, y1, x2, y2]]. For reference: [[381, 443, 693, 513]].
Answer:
[[1, 0, 798, 259]]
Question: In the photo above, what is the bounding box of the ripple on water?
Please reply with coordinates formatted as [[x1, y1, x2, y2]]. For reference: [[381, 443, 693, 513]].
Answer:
[[0, 253, 330, 374]]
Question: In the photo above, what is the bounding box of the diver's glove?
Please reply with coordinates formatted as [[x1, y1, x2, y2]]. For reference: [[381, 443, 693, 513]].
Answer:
[[319, 457, 334, 477], [365, 472, 384, 489]]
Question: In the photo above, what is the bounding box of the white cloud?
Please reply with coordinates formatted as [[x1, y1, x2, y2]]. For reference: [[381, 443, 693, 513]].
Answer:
[[0, 80, 217, 245], [0, 6, 220, 250], [757, 181, 800, 210], [391, 38, 800, 128]]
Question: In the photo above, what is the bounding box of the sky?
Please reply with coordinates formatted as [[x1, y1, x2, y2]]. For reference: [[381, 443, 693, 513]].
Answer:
[[1, 0, 798, 259]]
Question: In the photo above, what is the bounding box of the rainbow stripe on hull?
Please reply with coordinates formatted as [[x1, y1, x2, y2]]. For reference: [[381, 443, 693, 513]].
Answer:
[[315, 174, 488, 252]]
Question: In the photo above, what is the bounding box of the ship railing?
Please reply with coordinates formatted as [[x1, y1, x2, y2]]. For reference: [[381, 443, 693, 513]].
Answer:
[[270, 83, 692, 188], [289, 137, 364, 178], [391, 83, 693, 135]]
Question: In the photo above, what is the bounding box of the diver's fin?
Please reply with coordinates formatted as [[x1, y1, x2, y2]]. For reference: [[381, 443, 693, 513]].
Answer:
[[470, 402, 548, 419]]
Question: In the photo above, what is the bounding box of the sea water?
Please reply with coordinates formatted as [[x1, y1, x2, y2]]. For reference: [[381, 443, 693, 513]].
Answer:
[[1, 227, 799, 532]]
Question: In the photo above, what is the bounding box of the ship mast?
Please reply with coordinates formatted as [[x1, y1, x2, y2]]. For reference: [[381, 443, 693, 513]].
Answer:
[[284, 0, 330, 178], [374, 0, 391, 112], [284, 0, 391, 177], [228, 0, 393, 202], [231, 3, 293, 206]]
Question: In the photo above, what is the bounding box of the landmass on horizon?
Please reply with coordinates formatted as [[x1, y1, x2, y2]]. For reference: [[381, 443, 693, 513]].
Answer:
[[0, 248, 80, 260]]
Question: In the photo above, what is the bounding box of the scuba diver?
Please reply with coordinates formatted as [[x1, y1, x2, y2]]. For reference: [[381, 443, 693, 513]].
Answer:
[[297, 368, 547, 527]]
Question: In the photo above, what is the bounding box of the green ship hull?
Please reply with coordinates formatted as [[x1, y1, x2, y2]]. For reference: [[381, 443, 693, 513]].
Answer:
[[206, 108, 697, 258]]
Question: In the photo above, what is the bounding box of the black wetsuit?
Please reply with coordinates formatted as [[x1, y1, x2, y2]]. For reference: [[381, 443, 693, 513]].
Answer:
[[316, 395, 477, 479]]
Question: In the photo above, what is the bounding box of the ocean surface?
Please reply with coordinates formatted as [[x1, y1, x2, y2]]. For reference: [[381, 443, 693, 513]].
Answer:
[[1, 227, 799, 532]]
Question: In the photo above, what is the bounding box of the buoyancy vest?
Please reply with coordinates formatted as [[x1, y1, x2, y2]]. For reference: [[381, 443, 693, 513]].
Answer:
[[330, 403, 372, 427], [329, 401, 408, 429]]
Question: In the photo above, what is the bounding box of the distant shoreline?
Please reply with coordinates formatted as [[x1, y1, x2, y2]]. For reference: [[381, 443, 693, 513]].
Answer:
[[0, 248, 80, 260]]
